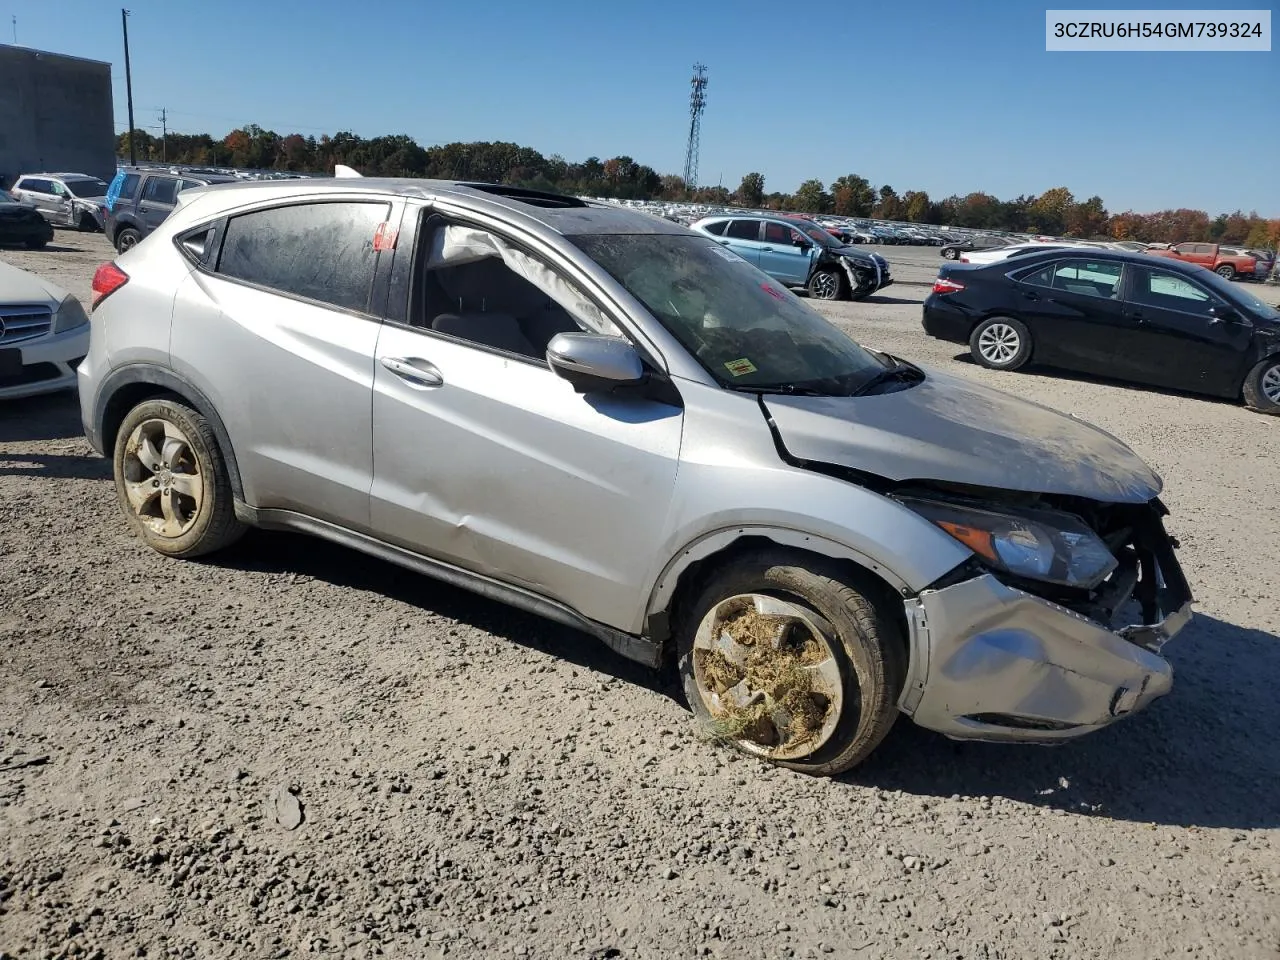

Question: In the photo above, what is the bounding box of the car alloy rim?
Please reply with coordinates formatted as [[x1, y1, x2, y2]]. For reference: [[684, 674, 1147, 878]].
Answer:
[[121, 419, 205, 538], [1218, 267, 1232, 277], [1262, 363, 1280, 404], [978, 322, 1021, 364], [813, 272, 839, 299], [690, 593, 844, 761]]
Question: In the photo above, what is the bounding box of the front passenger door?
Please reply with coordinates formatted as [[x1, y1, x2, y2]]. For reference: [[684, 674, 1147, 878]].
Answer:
[[1121, 266, 1253, 395], [759, 221, 812, 284]]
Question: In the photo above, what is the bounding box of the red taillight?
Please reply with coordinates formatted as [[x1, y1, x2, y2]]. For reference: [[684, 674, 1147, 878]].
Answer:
[[91, 262, 129, 308], [959, 256, 970, 263], [933, 277, 966, 294]]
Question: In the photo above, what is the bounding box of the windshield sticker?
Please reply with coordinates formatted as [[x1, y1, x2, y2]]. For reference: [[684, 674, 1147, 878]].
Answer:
[[724, 357, 758, 377], [761, 283, 785, 301], [710, 245, 747, 263]]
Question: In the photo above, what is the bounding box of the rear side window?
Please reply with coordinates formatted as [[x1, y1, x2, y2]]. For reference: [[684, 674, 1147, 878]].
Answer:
[[725, 219, 761, 241], [18, 177, 52, 194], [178, 179, 208, 194], [701, 220, 728, 236], [118, 173, 142, 201], [1050, 260, 1122, 298], [143, 177, 178, 205], [215, 201, 392, 313]]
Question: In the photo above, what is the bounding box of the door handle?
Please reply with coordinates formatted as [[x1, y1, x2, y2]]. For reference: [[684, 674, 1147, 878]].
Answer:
[[717, 239, 731, 245], [1022, 291, 1040, 301], [761, 246, 774, 252], [380, 356, 443, 387]]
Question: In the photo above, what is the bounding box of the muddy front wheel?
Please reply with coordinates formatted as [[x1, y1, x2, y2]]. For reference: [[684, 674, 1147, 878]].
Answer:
[[677, 552, 905, 776]]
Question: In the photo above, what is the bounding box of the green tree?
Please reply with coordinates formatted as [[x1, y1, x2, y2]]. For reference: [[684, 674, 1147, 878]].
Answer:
[[903, 190, 930, 223], [1029, 186, 1075, 235], [875, 185, 903, 221], [734, 171, 765, 208], [831, 174, 875, 217], [793, 179, 832, 214]]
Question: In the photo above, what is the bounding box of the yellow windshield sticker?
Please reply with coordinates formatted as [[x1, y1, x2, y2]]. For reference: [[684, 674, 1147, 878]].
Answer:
[[724, 357, 758, 377]]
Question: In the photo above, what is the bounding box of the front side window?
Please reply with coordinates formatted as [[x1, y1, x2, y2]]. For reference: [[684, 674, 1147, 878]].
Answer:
[[1129, 268, 1217, 316], [725, 220, 761, 241], [570, 233, 888, 394], [215, 200, 391, 313], [763, 221, 796, 244], [142, 177, 178, 205], [65, 178, 108, 198]]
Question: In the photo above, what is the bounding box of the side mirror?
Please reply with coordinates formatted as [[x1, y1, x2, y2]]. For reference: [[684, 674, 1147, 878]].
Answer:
[[796, 239, 813, 252], [547, 332, 645, 394], [1207, 305, 1239, 325]]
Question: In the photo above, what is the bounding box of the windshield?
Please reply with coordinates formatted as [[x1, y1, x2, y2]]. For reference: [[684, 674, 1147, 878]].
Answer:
[[569, 233, 888, 394], [65, 178, 108, 198], [1199, 268, 1280, 319], [795, 222, 842, 248]]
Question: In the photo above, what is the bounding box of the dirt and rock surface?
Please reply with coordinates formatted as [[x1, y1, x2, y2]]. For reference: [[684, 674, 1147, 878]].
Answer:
[[2, 234, 1278, 959]]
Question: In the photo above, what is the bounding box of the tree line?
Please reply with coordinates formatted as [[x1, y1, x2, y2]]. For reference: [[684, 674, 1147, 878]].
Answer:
[[116, 127, 1280, 248]]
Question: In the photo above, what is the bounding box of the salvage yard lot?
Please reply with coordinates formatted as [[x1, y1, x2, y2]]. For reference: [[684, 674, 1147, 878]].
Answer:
[[1, 235, 1278, 959]]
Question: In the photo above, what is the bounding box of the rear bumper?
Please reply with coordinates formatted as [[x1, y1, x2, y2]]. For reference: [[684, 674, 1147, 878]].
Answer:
[[900, 573, 1189, 743], [921, 297, 972, 344]]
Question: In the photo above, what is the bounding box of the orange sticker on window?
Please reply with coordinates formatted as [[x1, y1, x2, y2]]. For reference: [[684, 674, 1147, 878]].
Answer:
[[373, 222, 398, 252]]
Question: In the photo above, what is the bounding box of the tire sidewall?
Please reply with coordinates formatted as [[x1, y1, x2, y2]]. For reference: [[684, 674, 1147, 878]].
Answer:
[[1244, 357, 1280, 414], [1216, 265, 1235, 280], [970, 316, 1032, 370], [113, 399, 224, 556], [117, 228, 140, 253], [676, 556, 899, 774]]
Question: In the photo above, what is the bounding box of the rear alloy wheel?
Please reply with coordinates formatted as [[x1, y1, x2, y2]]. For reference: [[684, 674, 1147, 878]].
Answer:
[[807, 269, 844, 301], [1243, 357, 1280, 415], [113, 399, 245, 558], [677, 552, 905, 776], [970, 316, 1032, 370], [115, 227, 141, 253], [1215, 264, 1236, 280], [942, 248, 959, 259]]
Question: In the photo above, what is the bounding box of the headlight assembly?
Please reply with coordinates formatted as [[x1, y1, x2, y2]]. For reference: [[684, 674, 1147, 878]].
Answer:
[[52, 295, 89, 333], [898, 497, 1117, 589]]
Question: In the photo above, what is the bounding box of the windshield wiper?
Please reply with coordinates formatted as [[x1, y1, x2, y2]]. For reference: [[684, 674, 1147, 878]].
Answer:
[[851, 361, 925, 396], [729, 382, 828, 396]]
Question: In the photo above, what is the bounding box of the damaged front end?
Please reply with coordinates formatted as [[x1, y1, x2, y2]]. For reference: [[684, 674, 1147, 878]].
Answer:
[[825, 250, 891, 299], [895, 486, 1193, 742]]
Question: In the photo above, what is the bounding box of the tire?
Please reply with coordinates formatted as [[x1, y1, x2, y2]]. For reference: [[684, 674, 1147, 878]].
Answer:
[[807, 269, 845, 301], [112, 398, 246, 558], [1242, 356, 1280, 415], [24, 238, 49, 250], [77, 212, 98, 232], [676, 551, 906, 776], [942, 248, 959, 260], [115, 227, 141, 253], [1215, 264, 1236, 281], [969, 316, 1032, 370]]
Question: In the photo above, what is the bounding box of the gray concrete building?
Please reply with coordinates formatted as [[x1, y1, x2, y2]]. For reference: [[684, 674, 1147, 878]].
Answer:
[[0, 45, 116, 188]]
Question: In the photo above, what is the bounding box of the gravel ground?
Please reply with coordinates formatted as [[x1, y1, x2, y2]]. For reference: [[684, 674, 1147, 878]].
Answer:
[[1, 233, 1278, 960]]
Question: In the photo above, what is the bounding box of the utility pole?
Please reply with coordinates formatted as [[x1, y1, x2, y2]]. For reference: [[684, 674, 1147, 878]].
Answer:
[[121, 9, 136, 165], [11, 16, 16, 44], [158, 107, 167, 162]]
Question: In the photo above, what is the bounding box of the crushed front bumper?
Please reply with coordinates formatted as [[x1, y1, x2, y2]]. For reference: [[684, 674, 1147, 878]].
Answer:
[[899, 573, 1191, 743]]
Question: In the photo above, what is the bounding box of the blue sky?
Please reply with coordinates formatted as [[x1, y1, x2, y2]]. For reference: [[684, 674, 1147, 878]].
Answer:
[[11, 0, 1279, 215]]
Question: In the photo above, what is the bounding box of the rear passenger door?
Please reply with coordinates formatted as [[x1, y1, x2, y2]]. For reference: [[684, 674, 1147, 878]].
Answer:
[[717, 219, 765, 267], [169, 197, 397, 530], [1012, 258, 1138, 376], [137, 175, 179, 233]]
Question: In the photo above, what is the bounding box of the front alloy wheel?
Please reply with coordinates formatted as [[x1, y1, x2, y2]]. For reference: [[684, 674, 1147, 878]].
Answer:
[[677, 552, 904, 776], [1243, 357, 1280, 415], [807, 269, 844, 301]]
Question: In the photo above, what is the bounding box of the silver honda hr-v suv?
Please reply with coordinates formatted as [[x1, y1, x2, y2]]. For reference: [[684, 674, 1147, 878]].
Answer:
[[77, 177, 1194, 776]]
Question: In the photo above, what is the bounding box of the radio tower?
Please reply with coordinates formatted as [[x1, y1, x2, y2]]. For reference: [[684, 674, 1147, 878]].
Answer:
[[682, 63, 708, 189]]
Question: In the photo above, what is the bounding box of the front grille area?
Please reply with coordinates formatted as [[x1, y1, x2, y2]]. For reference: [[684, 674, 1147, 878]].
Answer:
[[0, 304, 53, 346]]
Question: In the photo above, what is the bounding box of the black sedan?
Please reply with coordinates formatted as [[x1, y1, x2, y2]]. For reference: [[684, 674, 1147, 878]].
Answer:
[[939, 235, 1011, 260], [922, 249, 1280, 415], [0, 201, 54, 249]]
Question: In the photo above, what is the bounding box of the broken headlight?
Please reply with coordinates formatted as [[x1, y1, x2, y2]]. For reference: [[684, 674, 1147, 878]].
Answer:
[[898, 497, 1117, 589]]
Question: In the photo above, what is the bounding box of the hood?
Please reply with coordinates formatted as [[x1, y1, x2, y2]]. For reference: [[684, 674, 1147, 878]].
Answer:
[[0, 261, 70, 307], [831, 245, 876, 265], [763, 365, 1162, 504]]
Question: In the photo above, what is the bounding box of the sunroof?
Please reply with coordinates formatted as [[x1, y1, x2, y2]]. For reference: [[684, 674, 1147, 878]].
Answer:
[[455, 182, 587, 208]]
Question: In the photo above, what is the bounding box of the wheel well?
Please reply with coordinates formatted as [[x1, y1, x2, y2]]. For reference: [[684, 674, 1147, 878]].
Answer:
[[654, 535, 909, 663], [101, 384, 185, 453]]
